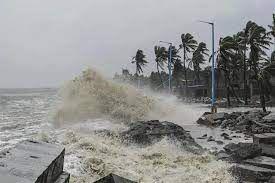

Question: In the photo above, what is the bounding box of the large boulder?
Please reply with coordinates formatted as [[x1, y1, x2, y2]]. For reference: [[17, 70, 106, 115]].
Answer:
[[120, 120, 202, 153], [197, 112, 228, 126], [223, 143, 262, 162]]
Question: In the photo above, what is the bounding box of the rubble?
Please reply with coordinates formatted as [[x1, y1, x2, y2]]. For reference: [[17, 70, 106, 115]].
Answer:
[[197, 110, 274, 135]]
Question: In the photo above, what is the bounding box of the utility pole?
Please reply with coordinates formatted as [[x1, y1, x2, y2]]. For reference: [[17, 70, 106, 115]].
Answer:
[[199, 20, 217, 113], [160, 41, 173, 93]]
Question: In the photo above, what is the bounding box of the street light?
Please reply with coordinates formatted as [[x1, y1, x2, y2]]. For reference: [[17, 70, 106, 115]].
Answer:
[[198, 20, 217, 113], [160, 41, 173, 93]]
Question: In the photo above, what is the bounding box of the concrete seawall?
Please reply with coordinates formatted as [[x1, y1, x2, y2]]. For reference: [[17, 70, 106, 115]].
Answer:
[[0, 140, 70, 183]]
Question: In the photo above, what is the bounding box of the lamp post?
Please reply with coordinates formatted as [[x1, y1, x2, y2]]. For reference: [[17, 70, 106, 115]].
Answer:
[[160, 41, 173, 93], [199, 20, 217, 113]]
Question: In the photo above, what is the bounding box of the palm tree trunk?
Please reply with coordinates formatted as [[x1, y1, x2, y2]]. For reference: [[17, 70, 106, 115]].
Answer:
[[225, 72, 231, 107], [258, 80, 267, 112], [136, 64, 139, 88], [243, 49, 248, 105], [156, 63, 164, 88], [183, 48, 188, 96]]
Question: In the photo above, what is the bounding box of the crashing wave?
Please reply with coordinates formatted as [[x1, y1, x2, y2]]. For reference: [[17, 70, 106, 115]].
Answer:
[[53, 68, 154, 125]]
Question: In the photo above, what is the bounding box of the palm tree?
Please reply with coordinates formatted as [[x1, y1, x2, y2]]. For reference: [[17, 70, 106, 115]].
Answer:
[[169, 46, 181, 64], [132, 49, 148, 75], [217, 36, 236, 106], [190, 42, 208, 85], [268, 14, 275, 48], [154, 46, 168, 87], [268, 14, 275, 63], [271, 51, 275, 63], [246, 22, 272, 112], [180, 33, 198, 93], [234, 31, 249, 104], [172, 59, 184, 89]]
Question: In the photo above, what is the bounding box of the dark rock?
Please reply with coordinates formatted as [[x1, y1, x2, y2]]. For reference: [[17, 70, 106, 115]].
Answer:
[[221, 132, 229, 137], [229, 112, 242, 120], [232, 135, 241, 138], [120, 120, 202, 153], [94, 173, 137, 183], [213, 120, 222, 126], [216, 151, 230, 160], [220, 120, 228, 129], [197, 112, 229, 126], [196, 116, 211, 126], [221, 133, 232, 140], [224, 143, 262, 162], [197, 134, 208, 140], [215, 140, 224, 145], [230, 164, 275, 182], [207, 136, 215, 142]]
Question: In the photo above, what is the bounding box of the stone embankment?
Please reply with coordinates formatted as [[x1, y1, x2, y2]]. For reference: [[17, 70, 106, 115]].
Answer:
[[197, 111, 275, 182], [0, 140, 70, 183]]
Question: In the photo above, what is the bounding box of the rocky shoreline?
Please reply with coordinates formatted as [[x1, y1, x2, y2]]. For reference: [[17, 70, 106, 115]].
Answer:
[[96, 112, 275, 182], [197, 110, 275, 182], [197, 110, 274, 135]]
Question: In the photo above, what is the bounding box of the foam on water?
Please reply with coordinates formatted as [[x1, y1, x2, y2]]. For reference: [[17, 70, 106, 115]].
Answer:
[[58, 131, 235, 183]]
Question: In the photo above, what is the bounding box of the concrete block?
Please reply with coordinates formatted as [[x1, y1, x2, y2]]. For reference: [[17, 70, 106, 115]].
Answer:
[[94, 173, 137, 183], [244, 156, 275, 170], [230, 164, 275, 182], [0, 140, 65, 183], [253, 133, 275, 145], [261, 144, 275, 158], [264, 112, 275, 122]]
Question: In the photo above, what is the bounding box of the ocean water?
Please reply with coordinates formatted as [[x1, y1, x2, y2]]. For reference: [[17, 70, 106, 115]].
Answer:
[[0, 88, 57, 150]]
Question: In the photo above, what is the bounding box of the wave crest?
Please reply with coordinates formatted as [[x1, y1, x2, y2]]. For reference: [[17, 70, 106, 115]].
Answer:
[[53, 68, 154, 125]]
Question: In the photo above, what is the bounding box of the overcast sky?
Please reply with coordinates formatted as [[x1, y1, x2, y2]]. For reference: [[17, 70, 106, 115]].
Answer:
[[0, 0, 274, 88]]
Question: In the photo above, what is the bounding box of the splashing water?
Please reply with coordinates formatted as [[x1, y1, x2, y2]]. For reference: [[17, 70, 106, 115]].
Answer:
[[60, 132, 235, 183], [54, 69, 154, 125], [49, 68, 236, 182]]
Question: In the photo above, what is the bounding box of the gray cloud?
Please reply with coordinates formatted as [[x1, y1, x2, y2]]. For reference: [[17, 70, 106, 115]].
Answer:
[[0, 0, 274, 88]]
